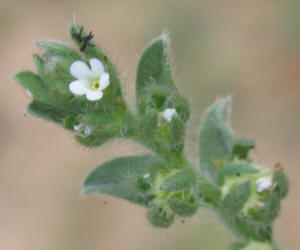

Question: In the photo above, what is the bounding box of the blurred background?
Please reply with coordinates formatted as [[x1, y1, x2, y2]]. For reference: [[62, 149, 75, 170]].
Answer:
[[1, 0, 300, 249]]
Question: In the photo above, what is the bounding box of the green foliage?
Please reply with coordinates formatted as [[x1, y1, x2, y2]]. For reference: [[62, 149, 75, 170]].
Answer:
[[222, 181, 252, 215], [135, 33, 190, 156], [74, 110, 128, 147], [14, 71, 50, 101], [232, 138, 255, 160], [82, 155, 161, 205], [246, 169, 289, 224], [136, 33, 176, 105], [198, 181, 221, 208], [160, 169, 196, 192], [248, 192, 280, 224], [233, 215, 272, 241], [14, 22, 290, 249], [37, 40, 81, 60], [199, 97, 235, 183], [15, 23, 133, 149], [27, 100, 74, 124], [218, 162, 258, 184], [273, 170, 289, 199], [222, 163, 258, 177]]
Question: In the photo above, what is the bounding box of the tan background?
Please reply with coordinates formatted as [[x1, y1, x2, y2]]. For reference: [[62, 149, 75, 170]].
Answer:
[[1, 0, 299, 249]]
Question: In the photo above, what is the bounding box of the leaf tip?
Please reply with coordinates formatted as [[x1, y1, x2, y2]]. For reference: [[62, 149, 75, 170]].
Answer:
[[149, 29, 170, 49], [13, 71, 23, 82], [81, 178, 94, 196], [80, 186, 91, 197]]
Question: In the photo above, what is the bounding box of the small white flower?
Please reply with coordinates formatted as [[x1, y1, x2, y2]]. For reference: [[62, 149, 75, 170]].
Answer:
[[84, 126, 92, 136], [162, 108, 177, 122], [143, 173, 150, 179], [256, 176, 272, 192], [74, 124, 93, 136], [69, 58, 110, 101]]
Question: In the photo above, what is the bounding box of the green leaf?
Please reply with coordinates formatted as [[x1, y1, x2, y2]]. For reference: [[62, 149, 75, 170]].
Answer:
[[40, 53, 85, 108], [222, 181, 251, 215], [64, 115, 77, 130], [232, 137, 255, 159], [14, 71, 50, 101], [37, 40, 81, 60], [233, 215, 272, 241], [27, 100, 74, 124], [217, 162, 258, 185], [248, 193, 280, 224], [273, 170, 289, 199], [136, 33, 189, 116], [82, 155, 162, 206], [135, 33, 190, 156], [198, 181, 221, 208], [33, 54, 46, 79], [136, 33, 175, 106], [222, 163, 258, 176], [199, 97, 235, 183], [160, 169, 196, 192]]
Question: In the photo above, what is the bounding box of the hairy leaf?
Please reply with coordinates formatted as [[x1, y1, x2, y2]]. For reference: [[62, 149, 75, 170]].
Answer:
[[233, 215, 272, 241], [82, 155, 162, 205], [198, 181, 221, 208], [222, 181, 252, 215], [37, 40, 81, 60], [222, 163, 258, 176], [160, 169, 196, 192], [232, 137, 255, 159], [136, 33, 175, 104], [273, 170, 289, 199], [135, 33, 190, 156], [199, 97, 235, 183], [14, 71, 50, 101], [26, 100, 75, 124]]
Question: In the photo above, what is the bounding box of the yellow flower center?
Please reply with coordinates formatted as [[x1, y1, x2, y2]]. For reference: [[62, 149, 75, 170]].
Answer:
[[91, 80, 100, 90]]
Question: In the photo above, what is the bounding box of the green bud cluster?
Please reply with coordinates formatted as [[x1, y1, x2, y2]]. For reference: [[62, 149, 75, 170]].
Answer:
[[14, 23, 289, 249], [199, 98, 289, 245]]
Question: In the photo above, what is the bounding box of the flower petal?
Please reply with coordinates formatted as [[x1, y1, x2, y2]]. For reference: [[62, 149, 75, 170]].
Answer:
[[256, 177, 272, 192], [89, 58, 105, 76], [70, 61, 92, 79], [163, 108, 177, 122], [86, 90, 103, 101], [69, 80, 87, 95], [99, 73, 110, 90]]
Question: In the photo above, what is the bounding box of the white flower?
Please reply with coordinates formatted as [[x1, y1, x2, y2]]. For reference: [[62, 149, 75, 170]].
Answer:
[[74, 124, 93, 136], [143, 173, 150, 179], [256, 176, 272, 192], [69, 58, 110, 101], [162, 108, 177, 122]]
